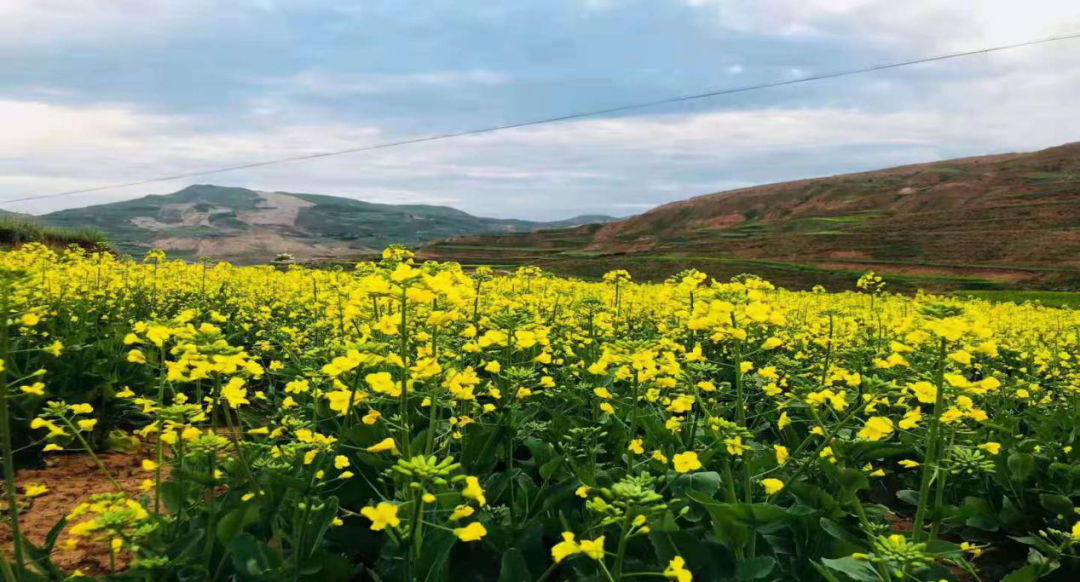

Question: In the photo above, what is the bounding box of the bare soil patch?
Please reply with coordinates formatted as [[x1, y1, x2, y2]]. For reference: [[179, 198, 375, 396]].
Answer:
[[1, 449, 156, 576]]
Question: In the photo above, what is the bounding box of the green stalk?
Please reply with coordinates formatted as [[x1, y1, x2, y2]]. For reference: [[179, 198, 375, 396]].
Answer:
[[625, 377, 641, 472], [177, 439, 186, 523], [154, 346, 167, 515], [850, 492, 893, 582], [929, 428, 956, 540], [730, 328, 755, 556], [773, 400, 868, 486], [912, 338, 948, 542], [685, 380, 700, 450], [504, 406, 517, 523], [424, 322, 439, 455], [343, 367, 364, 426], [398, 285, 411, 458], [719, 455, 738, 503], [613, 512, 633, 580], [221, 404, 260, 494], [203, 403, 219, 575], [59, 416, 124, 492], [819, 314, 835, 388], [733, 335, 746, 427], [0, 313, 26, 581], [472, 279, 482, 327], [0, 547, 17, 582]]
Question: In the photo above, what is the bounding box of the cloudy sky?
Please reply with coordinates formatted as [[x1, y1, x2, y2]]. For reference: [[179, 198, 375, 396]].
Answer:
[[2, 1, 1080, 220]]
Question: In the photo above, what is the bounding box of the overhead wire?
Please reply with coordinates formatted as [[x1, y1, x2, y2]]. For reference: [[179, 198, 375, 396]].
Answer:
[[3, 32, 1079, 207]]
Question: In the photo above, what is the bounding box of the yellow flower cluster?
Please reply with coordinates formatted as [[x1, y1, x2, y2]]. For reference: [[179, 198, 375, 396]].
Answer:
[[5, 243, 1080, 580]]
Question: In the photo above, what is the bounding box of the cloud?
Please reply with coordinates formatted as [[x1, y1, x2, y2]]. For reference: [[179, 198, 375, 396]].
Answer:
[[679, 0, 1080, 51], [0, 0, 212, 46], [2, 1, 1078, 221], [5, 58, 1079, 219]]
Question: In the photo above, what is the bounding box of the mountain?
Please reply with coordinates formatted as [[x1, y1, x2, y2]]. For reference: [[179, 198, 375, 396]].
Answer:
[[423, 142, 1080, 291], [40, 185, 617, 263]]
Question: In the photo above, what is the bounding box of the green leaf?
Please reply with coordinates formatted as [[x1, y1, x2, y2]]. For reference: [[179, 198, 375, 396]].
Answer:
[[22, 537, 65, 579], [789, 481, 839, 514], [648, 530, 736, 581], [896, 489, 920, 506], [524, 438, 555, 467], [159, 481, 184, 513], [166, 528, 206, 560], [966, 515, 999, 531], [231, 533, 284, 579], [958, 496, 998, 532], [463, 425, 503, 473], [1039, 494, 1073, 516], [43, 516, 67, 552], [687, 491, 790, 548], [1001, 565, 1039, 582], [837, 468, 869, 492], [813, 562, 844, 582], [736, 556, 776, 580], [1000, 496, 1027, 529], [1007, 452, 1035, 483], [499, 548, 532, 582], [925, 540, 962, 559], [688, 492, 790, 526], [217, 503, 261, 545], [671, 471, 722, 497], [540, 457, 564, 480], [820, 518, 865, 546], [820, 557, 882, 582], [413, 528, 457, 581], [300, 552, 354, 582], [303, 497, 340, 559]]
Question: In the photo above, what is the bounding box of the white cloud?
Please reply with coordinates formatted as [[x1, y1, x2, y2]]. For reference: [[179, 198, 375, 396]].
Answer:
[[0, 0, 210, 46], [0, 0, 317, 46], [4, 60, 1079, 219], [3, 0, 1080, 221], [680, 0, 1080, 51]]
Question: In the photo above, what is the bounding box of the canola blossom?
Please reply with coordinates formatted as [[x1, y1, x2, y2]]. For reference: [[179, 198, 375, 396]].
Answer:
[[1, 244, 1080, 581]]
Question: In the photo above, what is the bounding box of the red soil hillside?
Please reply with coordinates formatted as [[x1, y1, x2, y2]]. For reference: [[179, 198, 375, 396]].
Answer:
[[425, 142, 1080, 290]]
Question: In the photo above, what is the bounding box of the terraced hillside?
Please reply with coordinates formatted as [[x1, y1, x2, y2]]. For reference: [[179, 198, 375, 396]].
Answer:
[[424, 142, 1080, 291]]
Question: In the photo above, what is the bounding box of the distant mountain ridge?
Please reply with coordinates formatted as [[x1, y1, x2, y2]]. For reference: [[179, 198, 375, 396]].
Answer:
[[40, 185, 617, 263], [424, 141, 1080, 290]]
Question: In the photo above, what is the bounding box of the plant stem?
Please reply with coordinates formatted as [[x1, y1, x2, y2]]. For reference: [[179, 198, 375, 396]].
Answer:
[[0, 548, 17, 582], [0, 334, 26, 582], [154, 347, 166, 515], [850, 492, 893, 582], [625, 377, 641, 472], [613, 513, 632, 580], [929, 428, 955, 540], [398, 285, 410, 458], [60, 416, 124, 492], [912, 338, 948, 542]]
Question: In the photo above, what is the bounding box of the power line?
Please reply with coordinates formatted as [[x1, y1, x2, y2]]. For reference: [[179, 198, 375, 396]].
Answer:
[[3, 32, 1079, 208]]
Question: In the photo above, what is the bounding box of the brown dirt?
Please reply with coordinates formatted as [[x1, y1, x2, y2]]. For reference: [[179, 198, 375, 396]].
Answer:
[[437, 140, 1080, 289], [1, 449, 158, 576], [813, 262, 1033, 283]]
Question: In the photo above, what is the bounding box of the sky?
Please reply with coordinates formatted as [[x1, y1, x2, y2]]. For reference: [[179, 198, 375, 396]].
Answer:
[[2, 0, 1080, 220]]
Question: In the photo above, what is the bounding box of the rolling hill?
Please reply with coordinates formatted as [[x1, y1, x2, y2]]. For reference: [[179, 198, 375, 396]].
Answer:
[[40, 185, 616, 263], [424, 141, 1080, 291]]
